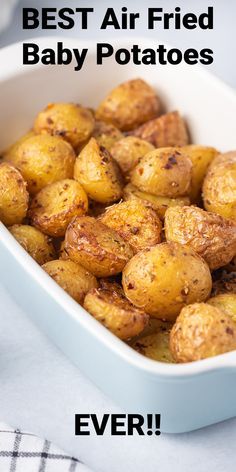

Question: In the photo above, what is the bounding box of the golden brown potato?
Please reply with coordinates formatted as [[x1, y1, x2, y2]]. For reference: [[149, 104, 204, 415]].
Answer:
[[208, 294, 236, 322], [181, 145, 219, 202], [110, 136, 154, 175], [123, 183, 190, 220], [132, 320, 174, 363], [74, 138, 123, 204], [9, 224, 55, 264], [129, 111, 189, 147], [34, 103, 95, 151], [203, 151, 236, 220], [170, 303, 236, 362], [96, 79, 161, 131], [122, 242, 212, 321], [0, 162, 29, 225], [99, 200, 162, 253], [65, 216, 134, 277], [84, 287, 149, 340], [29, 179, 88, 237], [211, 270, 236, 296], [3, 130, 35, 160], [130, 147, 192, 197], [92, 120, 123, 152], [4, 135, 75, 195], [165, 206, 236, 270], [59, 240, 70, 260], [42, 259, 98, 304]]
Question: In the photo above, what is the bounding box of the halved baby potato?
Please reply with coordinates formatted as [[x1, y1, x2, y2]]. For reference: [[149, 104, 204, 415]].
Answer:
[[110, 136, 154, 175], [92, 120, 123, 152], [42, 259, 98, 304], [170, 302, 236, 362], [123, 183, 190, 220], [99, 200, 162, 253], [65, 216, 134, 277], [132, 320, 174, 363], [130, 147, 192, 197], [0, 162, 29, 225], [34, 102, 95, 151], [9, 224, 55, 265], [96, 78, 161, 131], [122, 242, 212, 321], [29, 179, 88, 237], [4, 134, 76, 195], [129, 111, 189, 147], [74, 138, 123, 204], [84, 287, 149, 339], [165, 205, 236, 270]]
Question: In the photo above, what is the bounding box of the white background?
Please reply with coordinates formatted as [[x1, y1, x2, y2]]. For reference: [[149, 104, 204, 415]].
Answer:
[[0, 1, 236, 472]]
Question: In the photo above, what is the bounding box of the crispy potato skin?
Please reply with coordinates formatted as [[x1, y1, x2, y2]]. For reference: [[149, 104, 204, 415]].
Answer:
[[170, 303, 236, 362], [122, 242, 212, 321], [5, 135, 75, 195], [9, 224, 55, 264], [110, 137, 154, 175], [181, 145, 219, 202], [65, 216, 134, 277], [130, 147, 192, 197], [208, 293, 236, 322], [96, 79, 161, 131], [42, 259, 98, 304], [74, 138, 123, 204], [34, 103, 95, 151], [92, 120, 123, 152], [84, 287, 149, 340], [29, 179, 88, 237], [0, 163, 29, 225], [165, 206, 236, 270], [203, 151, 236, 220], [132, 320, 174, 363], [123, 183, 190, 220], [128, 111, 189, 147], [99, 200, 162, 253]]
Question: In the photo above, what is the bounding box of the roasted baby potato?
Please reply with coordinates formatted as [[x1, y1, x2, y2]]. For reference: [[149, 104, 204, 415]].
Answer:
[[132, 320, 174, 363], [29, 179, 88, 237], [181, 145, 219, 202], [122, 242, 212, 321], [34, 103, 95, 151], [203, 151, 236, 220], [3, 130, 35, 160], [9, 224, 55, 264], [65, 216, 134, 277], [96, 78, 161, 131], [208, 293, 236, 322], [0, 162, 29, 225], [129, 111, 189, 147], [110, 136, 154, 175], [5, 135, 75, 195], [74, 138, 123, 204], [165, 206, 236, 270], [99, 200, 162, 253], [42, 259, 98, 304], [59, 240, 69, 260], [84, 287, 149, 340], [170, 303, 236, 362], [92, 120, 123, 152], [123, 183, 190, 220], [130, 147, 192, 197]]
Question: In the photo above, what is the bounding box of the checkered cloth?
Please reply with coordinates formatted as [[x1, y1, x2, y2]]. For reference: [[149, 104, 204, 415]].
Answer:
[[0, 423, 92, 472]]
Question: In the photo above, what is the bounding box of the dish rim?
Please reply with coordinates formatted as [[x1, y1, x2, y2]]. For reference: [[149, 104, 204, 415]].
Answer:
[[1, 36, 236, 379]]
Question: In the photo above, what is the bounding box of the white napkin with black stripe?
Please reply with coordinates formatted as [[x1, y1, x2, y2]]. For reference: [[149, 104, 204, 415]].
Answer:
[[0, 423, 92, 472]]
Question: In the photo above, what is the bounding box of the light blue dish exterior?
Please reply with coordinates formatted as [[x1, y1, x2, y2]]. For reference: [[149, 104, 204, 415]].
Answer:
[[1, 38, 236, 433]]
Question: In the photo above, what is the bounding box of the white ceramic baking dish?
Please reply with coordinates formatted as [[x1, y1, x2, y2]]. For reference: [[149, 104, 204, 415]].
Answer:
[[1, 37, 236, 434]]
